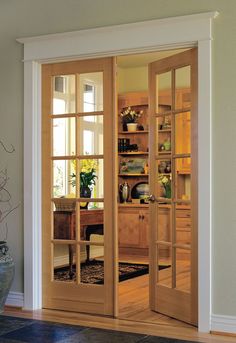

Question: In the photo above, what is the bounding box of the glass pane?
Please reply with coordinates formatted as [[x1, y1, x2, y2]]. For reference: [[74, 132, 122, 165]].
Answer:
[[157, 164, 172, 199], [157, 116, 172, 155], [175, 159, 191, 200], [53, 160, 76, 198], [157, 205, 171, 243], [175, 208, 191, 245], [79, 204, 104, 242], [53, 205, 76, 240], [156, 71, 172, 112], [79, 159, 104, 199], [175, 248, 191, 292], [54, 243, 76, 282], [53, 75, 76, 114], [175, 66, 191, 110], [53, 117, 76, 156], [78, 115, 103, 155], [78, 72, 103, 113], [157, 244, 172, 287], [80, 245, 104, 284], [175, 112, 191, 155]]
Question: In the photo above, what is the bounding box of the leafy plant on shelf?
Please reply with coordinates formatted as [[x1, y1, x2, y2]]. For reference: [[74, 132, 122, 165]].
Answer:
[[158, 174, 171, 199], [120, 106, 143, 124], [71, 159, 98, 195]]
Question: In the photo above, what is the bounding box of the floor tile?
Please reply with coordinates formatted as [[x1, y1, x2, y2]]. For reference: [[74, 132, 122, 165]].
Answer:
[[1, 322, 84, 343], [0, 316, 33, 336], [59, 327, 145, 343], [138, 336, 199, 343]]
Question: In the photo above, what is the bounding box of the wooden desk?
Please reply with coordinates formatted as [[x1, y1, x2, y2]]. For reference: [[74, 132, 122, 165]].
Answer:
[[54, 209, 104, 278]]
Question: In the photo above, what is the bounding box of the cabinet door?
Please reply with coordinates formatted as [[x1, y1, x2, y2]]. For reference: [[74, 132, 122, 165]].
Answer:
[[118, 209, 141, 248]]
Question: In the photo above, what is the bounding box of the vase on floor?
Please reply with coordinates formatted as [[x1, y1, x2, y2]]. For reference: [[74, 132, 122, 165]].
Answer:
[[0, 241, 15, 313]]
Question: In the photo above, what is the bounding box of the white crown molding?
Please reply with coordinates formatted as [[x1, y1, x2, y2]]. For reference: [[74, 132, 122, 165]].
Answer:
[[17, 11, 218, 62], [6, 292, 24, 308], [211, 314, 236, 334]]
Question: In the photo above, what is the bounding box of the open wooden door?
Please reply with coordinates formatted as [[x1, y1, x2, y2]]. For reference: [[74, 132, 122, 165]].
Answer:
[[148, 49, 198, 325], [42, 57, 116, 315]]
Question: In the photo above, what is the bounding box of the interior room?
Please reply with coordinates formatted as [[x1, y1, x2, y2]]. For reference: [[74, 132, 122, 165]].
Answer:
[[2, 2, 236, 341], [50, 48, 194, 326], [116, 50, 192, 324]]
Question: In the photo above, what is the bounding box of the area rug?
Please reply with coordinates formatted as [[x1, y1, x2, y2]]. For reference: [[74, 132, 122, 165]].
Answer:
[[54, 260, 169, 284]]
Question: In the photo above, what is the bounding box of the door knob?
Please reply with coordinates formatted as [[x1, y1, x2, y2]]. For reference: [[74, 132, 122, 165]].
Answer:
[[147, 194, 156, 203]]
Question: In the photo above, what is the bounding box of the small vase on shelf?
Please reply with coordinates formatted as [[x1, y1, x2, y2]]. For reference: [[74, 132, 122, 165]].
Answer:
[[127, 123, 138, 132], [164, 185, 171, 199]]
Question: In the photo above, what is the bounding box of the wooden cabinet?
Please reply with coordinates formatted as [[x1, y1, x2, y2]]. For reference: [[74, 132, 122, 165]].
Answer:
[[118, 206, 149, 255]]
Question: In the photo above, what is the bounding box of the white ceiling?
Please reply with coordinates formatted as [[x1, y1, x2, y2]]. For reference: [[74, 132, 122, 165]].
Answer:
[[117, 48, 189, 68]]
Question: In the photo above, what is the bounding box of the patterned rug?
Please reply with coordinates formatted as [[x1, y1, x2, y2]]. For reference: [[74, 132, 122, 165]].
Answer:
[[54, 260, 169, 284]]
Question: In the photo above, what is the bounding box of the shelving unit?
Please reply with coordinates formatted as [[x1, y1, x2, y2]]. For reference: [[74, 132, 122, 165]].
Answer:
[[117, 90, 191, 256]]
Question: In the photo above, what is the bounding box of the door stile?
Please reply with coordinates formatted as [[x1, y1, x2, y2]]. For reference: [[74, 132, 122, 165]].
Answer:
[[148, 62, 157, 310]]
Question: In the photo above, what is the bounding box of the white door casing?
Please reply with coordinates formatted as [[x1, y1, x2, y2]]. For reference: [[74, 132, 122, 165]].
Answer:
[[17, 11, 218, 332]]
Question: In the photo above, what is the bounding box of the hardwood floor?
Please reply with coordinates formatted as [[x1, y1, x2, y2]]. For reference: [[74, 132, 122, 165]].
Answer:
[[3, 255, 234, 342], [118, 254, 191, 327]]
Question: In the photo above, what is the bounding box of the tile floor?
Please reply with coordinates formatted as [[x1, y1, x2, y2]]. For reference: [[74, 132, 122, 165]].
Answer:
[[0, 316, 200, 343]]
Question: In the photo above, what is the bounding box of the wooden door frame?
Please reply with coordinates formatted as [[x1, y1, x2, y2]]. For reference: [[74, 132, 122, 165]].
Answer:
[[17, 11, 218, 332]]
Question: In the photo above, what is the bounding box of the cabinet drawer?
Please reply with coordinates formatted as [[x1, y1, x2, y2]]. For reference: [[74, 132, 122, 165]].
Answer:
[[176, 209, 191, 218], [176, 218, 191, 229]]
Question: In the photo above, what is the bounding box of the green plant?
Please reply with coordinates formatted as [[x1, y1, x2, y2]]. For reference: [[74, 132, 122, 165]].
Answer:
[[158, 175, 171, 198], [120, 106, 143, 123], [71, 159, 98, 190]]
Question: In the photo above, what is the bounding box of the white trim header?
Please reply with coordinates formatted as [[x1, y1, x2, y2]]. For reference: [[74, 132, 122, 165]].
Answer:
[[17, 12, 218, 62]]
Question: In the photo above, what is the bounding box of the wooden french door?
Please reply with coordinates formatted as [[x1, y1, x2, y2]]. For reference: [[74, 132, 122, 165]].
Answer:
[[42, 57, 116, 315], [148, 49, 198, 325]]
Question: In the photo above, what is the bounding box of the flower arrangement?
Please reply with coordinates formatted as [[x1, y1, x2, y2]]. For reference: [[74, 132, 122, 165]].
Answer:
[[71, 159, 98, 191], [158, 175, 171, 198], [120, 106, 143, 124]]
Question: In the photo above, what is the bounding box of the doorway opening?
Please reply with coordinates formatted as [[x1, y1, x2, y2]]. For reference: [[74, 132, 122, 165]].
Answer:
[[116, 47, 197, 327]]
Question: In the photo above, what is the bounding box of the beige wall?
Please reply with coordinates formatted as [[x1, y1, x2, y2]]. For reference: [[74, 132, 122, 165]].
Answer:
[[0, 0, 235, 317]]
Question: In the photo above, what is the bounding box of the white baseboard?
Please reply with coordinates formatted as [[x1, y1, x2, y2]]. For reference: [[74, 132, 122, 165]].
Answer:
[[211, 314, 236, 334], [6, 292, 24, 308]]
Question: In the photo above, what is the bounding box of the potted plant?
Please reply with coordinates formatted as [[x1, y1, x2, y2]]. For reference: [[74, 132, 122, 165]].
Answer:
[[0, 141, 18, 313], [158, 175, 171, 199], [120, 106, 143, 131], [71, 159, 98, 208]]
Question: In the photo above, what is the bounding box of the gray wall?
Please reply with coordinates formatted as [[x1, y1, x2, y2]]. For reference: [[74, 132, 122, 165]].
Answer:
[[0, 0, 235, 317]]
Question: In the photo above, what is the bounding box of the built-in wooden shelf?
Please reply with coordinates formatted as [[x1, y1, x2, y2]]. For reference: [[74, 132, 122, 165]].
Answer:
[[118, 203, 149, 208], [158, 151, 171, 155], [118, 151, 148, 155], [118, 130, 149, 134], [118, 173, 149, 177], [158, 129, 172, 133]]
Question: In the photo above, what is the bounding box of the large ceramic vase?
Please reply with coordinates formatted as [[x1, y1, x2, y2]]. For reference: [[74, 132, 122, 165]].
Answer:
[[0, 241, 15, 313], [80, 186, 92, 209]]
